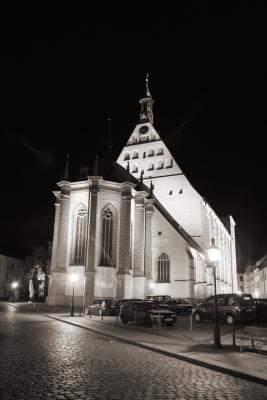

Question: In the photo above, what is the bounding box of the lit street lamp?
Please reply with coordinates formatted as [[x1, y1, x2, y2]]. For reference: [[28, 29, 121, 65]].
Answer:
[[207, 238, 222, 349], [11, 281, 18, 302], [70, 272, 78, 317]]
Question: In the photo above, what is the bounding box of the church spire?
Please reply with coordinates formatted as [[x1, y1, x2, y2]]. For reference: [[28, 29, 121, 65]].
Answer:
[[63, 154, 69, 181], [139, 73, 155, 124], [93, 155, 99, 176]]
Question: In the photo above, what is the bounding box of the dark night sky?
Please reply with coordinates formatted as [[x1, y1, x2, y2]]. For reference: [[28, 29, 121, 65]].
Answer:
[[1, 6, 267, 271]]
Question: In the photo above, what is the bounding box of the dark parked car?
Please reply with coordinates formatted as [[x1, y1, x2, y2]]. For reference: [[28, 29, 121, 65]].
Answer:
[[254, 298, 267, 323], [115, 298, 142, 313], [119, 300, 176, 327], [145, 295, 171, 303], [192, 293, 257, 325], [163, 298, 194, 315], [87, 299, 117, 316]]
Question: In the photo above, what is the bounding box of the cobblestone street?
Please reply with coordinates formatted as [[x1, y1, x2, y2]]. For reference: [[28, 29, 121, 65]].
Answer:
[[1, 303, 267, 400]]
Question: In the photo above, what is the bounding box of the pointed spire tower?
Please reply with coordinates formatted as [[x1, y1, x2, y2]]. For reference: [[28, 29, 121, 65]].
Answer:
[[139, 73, 155, 124], [63, 154, 70, 181], [93, 155, 99, 176], [116, 75, 203, 240]]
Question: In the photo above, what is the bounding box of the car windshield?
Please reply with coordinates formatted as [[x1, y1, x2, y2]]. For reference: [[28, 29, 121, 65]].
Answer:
[[143, 302, 159, 310], [104, 300, 115, 306], [240, 295, 254, 306]]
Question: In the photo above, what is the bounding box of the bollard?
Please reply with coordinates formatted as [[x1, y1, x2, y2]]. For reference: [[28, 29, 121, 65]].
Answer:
[[190, 314, 193, 340], [116, 307, 119, 326], [232, 320, 236, 347], [158, 312, 161, 329], [134, 310, 137, 328], [89, 307, 91, 318]]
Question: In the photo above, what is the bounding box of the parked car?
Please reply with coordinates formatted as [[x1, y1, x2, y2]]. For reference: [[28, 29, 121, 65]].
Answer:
[[87, 299, 117, 316], [163, 298, 194, 315], [115, 298, 142, 312], [192, 293, 257, 325], [145, 295, 171, 303], [119, 300, 176, 327], [254, 298, 267, 323]]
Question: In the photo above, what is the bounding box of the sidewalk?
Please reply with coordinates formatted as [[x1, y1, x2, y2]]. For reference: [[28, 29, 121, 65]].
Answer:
[[6, 302, 267, 385]]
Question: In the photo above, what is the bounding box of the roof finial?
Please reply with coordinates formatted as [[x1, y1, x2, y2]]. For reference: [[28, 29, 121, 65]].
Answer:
[[149, 180, 154, 198], [145, 72, 151, 98], [63, 154, 69, 181], [107, 117, 113, 158], [139, 73, 154, 124], [139, 169, 144, 186], [93, 155, 98, 176]]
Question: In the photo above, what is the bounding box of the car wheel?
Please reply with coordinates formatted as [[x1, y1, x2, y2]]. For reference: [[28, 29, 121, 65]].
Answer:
[[193, 312, 202, 323], [145, 316, 153, 327], [225, 313, 235, 325], [121, 317, 128, 324]]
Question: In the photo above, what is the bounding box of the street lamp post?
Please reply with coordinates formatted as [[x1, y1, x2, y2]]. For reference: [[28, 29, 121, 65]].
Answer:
[[70, 272, 78, 317], [207, 238, 222, 349], [11, 281, 18, 302]]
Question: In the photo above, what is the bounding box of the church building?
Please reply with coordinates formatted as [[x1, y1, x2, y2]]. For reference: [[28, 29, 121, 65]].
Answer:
[[47, 76, 237, 307]]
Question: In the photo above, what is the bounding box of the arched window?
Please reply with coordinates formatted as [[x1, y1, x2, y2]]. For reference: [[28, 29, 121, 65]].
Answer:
[[165, 158, 173, 168], [158, 253, 170, 282], [132, 164, 138, 173], [124, 152, 130, 161], [100, 205, 116, 266], [71, 205, 87, 265], [147, 161, 154, 171], [147, 148, 154, 157], [132, 150, 139, 159], [156, 147, 164, 156], [156, 160, 164, 170]]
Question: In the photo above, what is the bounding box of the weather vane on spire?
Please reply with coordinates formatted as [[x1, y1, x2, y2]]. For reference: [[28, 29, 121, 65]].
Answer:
[[146, 72, 149, 81]]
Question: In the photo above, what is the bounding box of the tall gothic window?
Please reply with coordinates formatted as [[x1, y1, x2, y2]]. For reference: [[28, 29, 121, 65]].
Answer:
[[71, 205, 87, 265], [100, 205, 115, 266], [158, 253, 170, 282]]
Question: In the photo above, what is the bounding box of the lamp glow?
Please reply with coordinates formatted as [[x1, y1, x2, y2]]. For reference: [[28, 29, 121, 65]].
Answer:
[[70, 272, 78, 283], [11, 282, 18, 289], [207, 238, 222, 349], [207, 238, 221, 263]]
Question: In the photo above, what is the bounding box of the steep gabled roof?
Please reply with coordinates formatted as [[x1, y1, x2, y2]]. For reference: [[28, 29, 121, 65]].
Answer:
[[112, 163, 205, 255]]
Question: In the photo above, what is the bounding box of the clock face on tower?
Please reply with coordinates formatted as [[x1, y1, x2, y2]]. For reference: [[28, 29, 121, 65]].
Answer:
[[139, 125, 149, 135]]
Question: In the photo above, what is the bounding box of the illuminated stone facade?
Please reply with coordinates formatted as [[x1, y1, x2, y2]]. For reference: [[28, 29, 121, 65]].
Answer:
[[47, 77, 237, 307]]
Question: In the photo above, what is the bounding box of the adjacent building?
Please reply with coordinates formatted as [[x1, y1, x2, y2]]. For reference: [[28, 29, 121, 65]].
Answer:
[[47, 76, 238, 307], [242, 255, 267, 298], [0, 254, 26, 300]]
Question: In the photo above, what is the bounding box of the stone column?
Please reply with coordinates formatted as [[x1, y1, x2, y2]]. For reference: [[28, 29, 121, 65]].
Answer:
[[84, 179, 99, 305], [55, 187, 70, 271], [133, 194, 145, 276], [132, 193, 146, 298], [187, 250, 195, 299], [117, 185, 132, 299], [47, 186, 70, 305], [50, 195, 60, 272], [144, 199, 154, 296]]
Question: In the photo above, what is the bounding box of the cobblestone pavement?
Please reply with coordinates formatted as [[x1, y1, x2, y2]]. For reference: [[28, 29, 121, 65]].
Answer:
[[1, 304, 267, 400]]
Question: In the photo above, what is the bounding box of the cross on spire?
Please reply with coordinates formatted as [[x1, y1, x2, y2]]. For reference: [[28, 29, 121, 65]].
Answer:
[[139, 73, 154, 124]]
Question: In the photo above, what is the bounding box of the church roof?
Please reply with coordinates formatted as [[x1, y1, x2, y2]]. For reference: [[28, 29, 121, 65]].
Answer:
[[92, 156, 137, 185], [97, 158, 204, 255]]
